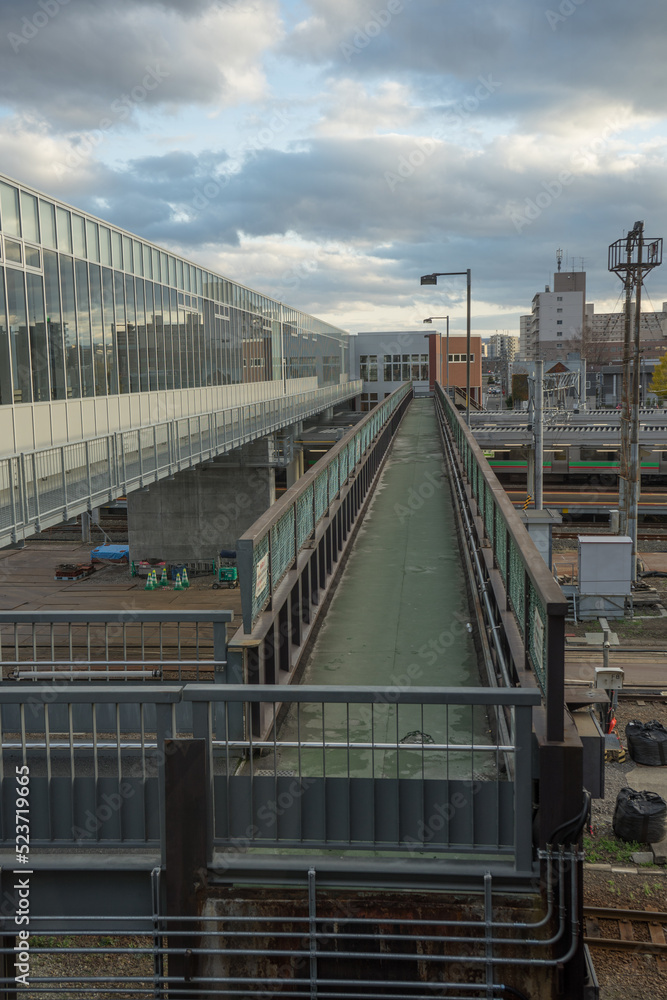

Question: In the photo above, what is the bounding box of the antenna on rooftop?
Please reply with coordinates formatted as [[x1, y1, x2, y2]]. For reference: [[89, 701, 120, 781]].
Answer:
[[556, 248, 563, 272]]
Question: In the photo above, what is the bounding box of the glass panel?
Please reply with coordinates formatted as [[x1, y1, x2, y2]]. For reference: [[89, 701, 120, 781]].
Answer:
[[143, 244, 152, 279], [177, 258, 184, 290], [89, 263, 106, 396], [133, 240, 143, 276], [152, 249, 160, 282], [169, 287, 179, 388], [39, 201, 56, 249], [59, 255, 79, 398], [20, 192, 40, 243], [72, 215, 86, 258], [5, 240, 22, 264], [5, 268, 32, 402], [145, 281, 157, 391], [101, 267, 117, 394], [111, 230, 122, 269], [43, 250, 66, 399], [26, 272, 49, 401], [56, 208, 72, 254], [0, 183, 21, 236], [125, 274, 139, 392], [99, 226, 112, 266], [114, 271, 128, 393], [86, 220, 100, 262], [0, 267, 12, 404], [168, 256, 176, 286], [154, 283, 165, 391], [135, 277, 148, 391], [75, 259, 94, 396], [25, 246, 41, 269], [122, 235, 132, 273]]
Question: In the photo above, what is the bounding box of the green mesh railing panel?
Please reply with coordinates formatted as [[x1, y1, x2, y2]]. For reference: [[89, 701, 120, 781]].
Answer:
[[495, 507, 507, 581], [296, 485, 314, 551], [484, 482, 494, 542], [508, 537, 526, 631], [348, 440, 356, 474], [251, 533, 270, 624], [314, 470, 329, 522], [355, 434, 361, 465], [329, 456, 340, 500], [527, 586, 547, 696], [340, 448, 348, 484], [271, 507, 296, 591]]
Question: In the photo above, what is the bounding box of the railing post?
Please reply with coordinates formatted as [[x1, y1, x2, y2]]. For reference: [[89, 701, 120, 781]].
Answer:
[[163, 736, 208, 997], [513, 702, 534, 872]]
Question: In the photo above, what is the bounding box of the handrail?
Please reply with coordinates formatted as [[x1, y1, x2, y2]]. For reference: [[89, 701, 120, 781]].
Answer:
[[436, 382, 568, 742], [236, 382, 412, 631]]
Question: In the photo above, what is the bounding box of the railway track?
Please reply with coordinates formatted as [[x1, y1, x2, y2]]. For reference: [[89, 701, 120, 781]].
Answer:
[[584, 906, 667, 955]]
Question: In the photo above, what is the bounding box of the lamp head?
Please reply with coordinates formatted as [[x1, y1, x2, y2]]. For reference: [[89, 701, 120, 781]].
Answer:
[[420, 274, 437, 285]]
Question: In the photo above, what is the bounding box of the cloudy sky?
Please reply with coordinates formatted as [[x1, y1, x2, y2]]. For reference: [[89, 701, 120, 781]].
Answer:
[[2, 0, 667, 338]]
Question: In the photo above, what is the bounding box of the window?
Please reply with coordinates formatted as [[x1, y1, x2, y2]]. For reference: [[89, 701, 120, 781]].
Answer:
[[5, 239, 22, 264], [359, 354, 377, 381], [20, 192, 40, 243], [557, 296, 562, 301], [557, 332, 562, 337], [25, 246, 41, 269], [556, 320, 563, 325], [557, 308, 563, 313]]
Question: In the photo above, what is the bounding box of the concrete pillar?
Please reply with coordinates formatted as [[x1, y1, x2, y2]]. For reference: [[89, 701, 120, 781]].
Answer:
[[286, 446, 304, 489], [127, 438, 275, 563]]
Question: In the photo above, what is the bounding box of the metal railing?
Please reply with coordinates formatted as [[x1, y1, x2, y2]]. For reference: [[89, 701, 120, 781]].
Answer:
[[0, 850, 581, 999], [237, 383, 412, 632], [436, 383, 568, 742], [0, 380, 362, 546], [0, 610, 231, 683], [0, 682, 539, 870]]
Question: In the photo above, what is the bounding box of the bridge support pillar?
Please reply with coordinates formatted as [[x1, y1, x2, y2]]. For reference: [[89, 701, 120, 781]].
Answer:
[[127, 439, 276, 563]]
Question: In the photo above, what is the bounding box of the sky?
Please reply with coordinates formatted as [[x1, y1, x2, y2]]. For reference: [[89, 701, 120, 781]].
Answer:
[[2, 0, 667, 339]]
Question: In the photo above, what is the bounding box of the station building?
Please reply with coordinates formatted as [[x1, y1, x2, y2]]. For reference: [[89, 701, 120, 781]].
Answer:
[[351, 329, 482, 408], [0, 172, 350, 411]]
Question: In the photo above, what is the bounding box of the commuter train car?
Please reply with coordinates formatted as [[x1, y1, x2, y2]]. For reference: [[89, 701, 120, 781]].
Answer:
[[484, 446, 667, 483]]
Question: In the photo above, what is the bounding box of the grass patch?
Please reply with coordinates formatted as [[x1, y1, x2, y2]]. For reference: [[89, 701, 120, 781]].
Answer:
[[584, 833, 655, 866]]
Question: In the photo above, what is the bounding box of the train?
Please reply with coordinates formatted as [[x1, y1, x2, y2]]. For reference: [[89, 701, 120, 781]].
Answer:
[[484, 446, 667, 483]]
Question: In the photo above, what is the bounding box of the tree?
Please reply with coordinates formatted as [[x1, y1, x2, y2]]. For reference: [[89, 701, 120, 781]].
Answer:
[[649, 354, 667, 401], [565, 321, 611, 366]]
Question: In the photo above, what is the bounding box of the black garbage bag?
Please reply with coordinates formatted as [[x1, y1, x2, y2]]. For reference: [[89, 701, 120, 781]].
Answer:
[[612, 787, 667, 843], [625, 720, 667, 766]]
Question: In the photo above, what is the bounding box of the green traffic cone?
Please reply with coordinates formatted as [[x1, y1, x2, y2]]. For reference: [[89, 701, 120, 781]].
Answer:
[[174, 573, 183, 591], [144, 573, 154, 591], [182, 567, 190, 588], [159, 568, 168, 587]]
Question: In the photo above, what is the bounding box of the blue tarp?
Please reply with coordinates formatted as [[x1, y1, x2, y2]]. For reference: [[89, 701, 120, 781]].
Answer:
[[91, 544, 129, 562]]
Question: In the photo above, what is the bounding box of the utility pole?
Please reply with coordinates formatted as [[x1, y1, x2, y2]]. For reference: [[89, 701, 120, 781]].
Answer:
[[608, 223, 662, 579], [535, 360, 544, 510]]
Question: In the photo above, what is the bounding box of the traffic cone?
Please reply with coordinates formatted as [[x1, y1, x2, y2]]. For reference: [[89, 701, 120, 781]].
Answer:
[[144, 572, 155, 591], [182, 567, 190, 588], [174, 573, 183, 591], [159, 568, 168, 587]]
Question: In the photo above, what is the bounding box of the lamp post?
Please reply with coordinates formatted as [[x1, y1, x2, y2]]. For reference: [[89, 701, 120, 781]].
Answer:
[[420, 270, 472, 424], [422, 316, 449, 395]]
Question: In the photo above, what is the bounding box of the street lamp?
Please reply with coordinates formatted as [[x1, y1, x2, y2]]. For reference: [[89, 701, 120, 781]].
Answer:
[[420, 270, 472, 424], [423, 316, 449, 395]]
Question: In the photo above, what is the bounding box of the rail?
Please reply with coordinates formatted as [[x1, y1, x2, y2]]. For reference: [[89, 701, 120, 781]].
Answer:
[[0, 610, 232, 683], [436, 383, 569, 742], [0, 682, 539, 870], [0, 380, 362, 546], [237, 382, 412, 632]]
